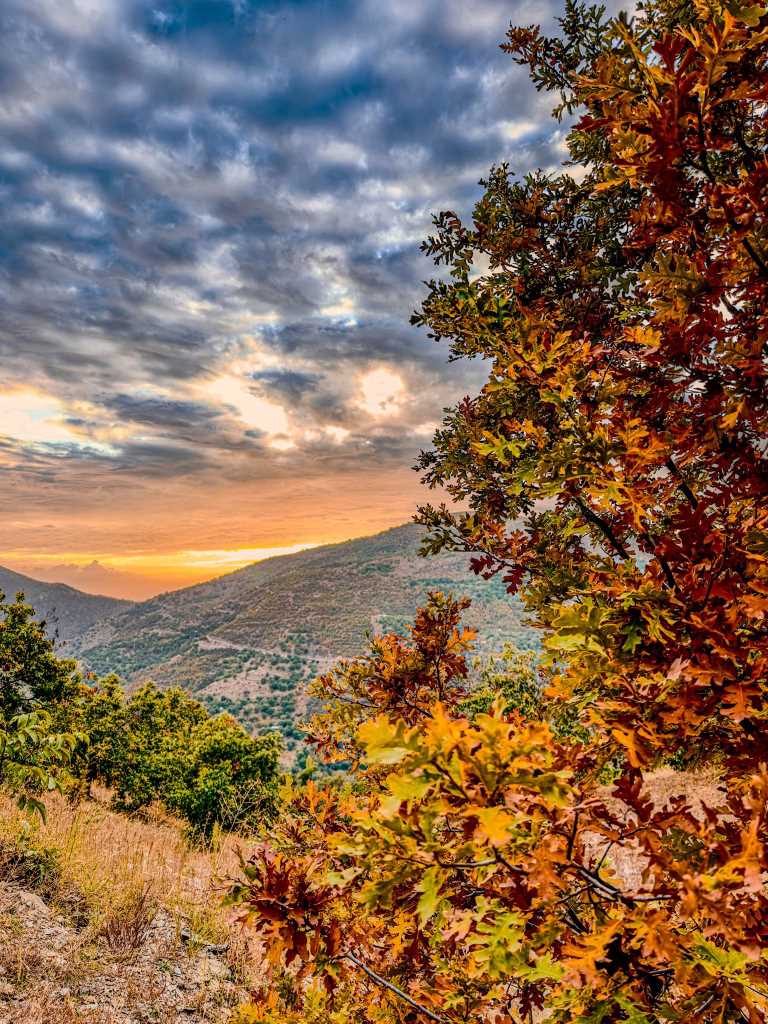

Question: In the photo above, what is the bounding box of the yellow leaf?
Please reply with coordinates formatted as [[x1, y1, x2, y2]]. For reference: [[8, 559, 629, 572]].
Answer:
[[474, 806, 515, 847], [593, 177, 626, 192], [625, 325, 661, 348]]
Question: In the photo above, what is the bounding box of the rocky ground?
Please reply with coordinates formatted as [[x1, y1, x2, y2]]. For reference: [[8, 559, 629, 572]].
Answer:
[[0, 883, 248, 1024]]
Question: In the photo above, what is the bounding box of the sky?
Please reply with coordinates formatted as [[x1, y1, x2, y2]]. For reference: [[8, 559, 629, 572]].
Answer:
[[0, 0, 569, 600]]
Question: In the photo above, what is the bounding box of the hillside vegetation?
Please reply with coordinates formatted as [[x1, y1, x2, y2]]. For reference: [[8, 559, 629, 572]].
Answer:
[[64, 525, 534, 754], [0, 591, 270, 1019], [0, 590, 281, 837]]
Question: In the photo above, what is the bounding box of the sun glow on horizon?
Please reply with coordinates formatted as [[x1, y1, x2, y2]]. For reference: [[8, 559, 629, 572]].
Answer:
[[0, 543, 321, 601], [173, 543, 318, 569]]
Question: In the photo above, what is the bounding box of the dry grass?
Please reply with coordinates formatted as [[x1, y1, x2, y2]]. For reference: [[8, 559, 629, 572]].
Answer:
[[0, 787, 245, 941], [96, 885, 158, 957], [0, 782, 268, 999], [0, 789, 269, 1021], [1, 986, 185, 1024], [0, 929, 59, 987]]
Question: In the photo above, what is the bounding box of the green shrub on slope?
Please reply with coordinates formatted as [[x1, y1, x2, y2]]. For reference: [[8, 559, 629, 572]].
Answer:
[[0, 591, 82, 816]]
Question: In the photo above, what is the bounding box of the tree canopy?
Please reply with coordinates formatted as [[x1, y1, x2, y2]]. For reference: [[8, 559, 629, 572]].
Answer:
[[229, 0, 768, 1021], [0, 591, 282, 836]]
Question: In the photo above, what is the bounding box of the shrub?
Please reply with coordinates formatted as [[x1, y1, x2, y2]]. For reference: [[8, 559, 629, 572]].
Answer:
[[0, 829, 62, 897], [73, 680, 281, 836], [463, 644, 541, 720]]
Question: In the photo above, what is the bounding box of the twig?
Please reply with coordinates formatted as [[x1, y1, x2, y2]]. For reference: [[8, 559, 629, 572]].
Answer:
[[567, 810, 580, 860], [573, 496, 630, 560], [436, 857, 496, 869], [696, 105, 768, 280], [665, 457, 698, 510]]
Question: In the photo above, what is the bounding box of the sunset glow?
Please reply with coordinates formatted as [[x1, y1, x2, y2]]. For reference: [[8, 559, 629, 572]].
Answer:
[[1, 544, 321, 600]]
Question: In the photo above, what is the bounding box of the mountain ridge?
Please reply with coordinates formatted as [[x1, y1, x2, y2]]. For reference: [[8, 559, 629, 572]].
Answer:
[[4, 525, 536, 753], [0, 565, 131, 643]]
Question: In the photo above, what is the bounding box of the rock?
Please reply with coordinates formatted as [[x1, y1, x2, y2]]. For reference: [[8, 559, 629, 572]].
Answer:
[[0, 881, 249, 1020], [180, 924, 229, 955], [201, 956, 229, 981], [17, 890, 50, 915]]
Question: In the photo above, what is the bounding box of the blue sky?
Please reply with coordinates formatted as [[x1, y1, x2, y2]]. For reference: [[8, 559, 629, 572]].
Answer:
[[0, 0, 569, 597]]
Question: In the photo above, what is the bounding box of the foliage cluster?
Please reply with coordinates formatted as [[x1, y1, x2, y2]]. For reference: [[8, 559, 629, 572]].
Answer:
[[463, 644, 541, 720], [228, 1, 768, 1021], [0, 591, 82, 817], [71, 677, 282, 836]]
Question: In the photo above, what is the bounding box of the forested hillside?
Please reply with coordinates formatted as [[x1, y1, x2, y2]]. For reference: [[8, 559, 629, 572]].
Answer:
[[65, 525, 534, 754]]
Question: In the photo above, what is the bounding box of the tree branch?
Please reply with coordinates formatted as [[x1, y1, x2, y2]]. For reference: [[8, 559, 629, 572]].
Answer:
[[344, 952, 444, 1022], [573, 496, 630, 560], [435, 856, 496, 869], [665, 457, 698, 511], [695, 105, 768, 281]]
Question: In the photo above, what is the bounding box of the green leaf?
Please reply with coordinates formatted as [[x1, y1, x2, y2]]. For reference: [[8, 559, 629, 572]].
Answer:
[[416, 865, 444, 925], [386, 771, 432, 802], [358, 716, 411, 765]]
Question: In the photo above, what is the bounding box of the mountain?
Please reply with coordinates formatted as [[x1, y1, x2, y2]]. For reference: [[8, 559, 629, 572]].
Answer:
[[66, 524, 535, 754], [0, 565, 130, 643]]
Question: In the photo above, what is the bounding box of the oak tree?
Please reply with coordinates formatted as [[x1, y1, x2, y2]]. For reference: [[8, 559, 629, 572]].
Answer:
[[231, 1, 768, 1021]]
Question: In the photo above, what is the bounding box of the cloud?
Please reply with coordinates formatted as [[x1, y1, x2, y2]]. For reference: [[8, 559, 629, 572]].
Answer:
[[0, 389, 86, 447], [207, 376, 291, 439], [251, 369, 324, 400], [358, 368, 405, 419], [103, 393, 222, 428], [0, 0, 574, 572]]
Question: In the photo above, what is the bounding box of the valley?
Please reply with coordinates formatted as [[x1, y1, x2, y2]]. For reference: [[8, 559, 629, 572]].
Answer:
[[5, 526, 536, 758]]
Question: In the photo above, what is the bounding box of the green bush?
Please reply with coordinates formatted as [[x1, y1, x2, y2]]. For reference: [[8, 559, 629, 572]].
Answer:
[[465, 644, 589, 744], [169, 712, 281, 834], [0, 594, 281, 836], [73, 679, 281, 836], [0, 828, 62, 896], [463, 645, 541, 720]]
